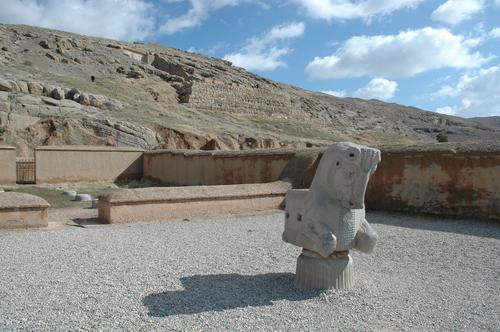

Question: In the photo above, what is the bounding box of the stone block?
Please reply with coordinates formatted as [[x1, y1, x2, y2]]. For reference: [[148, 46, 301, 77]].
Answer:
[[99, 181, 290, 223], [0, 78, 12, 92], [27, 82, 44, 95], [0, 192, 50, 229], [0, 146, 16, 185], [63, 190, 77, 197], [74, 194, 92, 201]]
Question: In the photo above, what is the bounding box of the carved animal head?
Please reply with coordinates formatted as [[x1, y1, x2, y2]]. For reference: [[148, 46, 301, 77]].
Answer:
[[310, 142, 380, 209]]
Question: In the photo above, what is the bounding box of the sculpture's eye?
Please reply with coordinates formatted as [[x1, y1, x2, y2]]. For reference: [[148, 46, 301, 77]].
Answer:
[[336, 161, 340, 166], [349, 153, 355, 158]]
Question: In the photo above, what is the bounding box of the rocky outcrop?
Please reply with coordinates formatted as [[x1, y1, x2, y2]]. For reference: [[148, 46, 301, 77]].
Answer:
[[151, 55, 189, 79], [1, 23, 500, 156]]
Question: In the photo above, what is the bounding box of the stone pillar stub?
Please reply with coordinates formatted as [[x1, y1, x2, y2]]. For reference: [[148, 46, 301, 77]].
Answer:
[[295, 252, 353, 290]]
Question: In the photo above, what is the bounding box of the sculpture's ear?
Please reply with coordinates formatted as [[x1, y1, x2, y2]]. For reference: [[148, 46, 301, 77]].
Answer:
[[311, 148, 339, 188], [362, 148, 381, 173]]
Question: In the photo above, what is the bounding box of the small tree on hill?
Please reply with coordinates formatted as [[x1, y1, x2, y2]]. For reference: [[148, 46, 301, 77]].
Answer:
[[436, 132, 448, 143]]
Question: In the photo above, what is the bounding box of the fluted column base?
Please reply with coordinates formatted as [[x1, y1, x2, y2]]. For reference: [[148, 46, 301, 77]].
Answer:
[[294, 252, 353, 290]]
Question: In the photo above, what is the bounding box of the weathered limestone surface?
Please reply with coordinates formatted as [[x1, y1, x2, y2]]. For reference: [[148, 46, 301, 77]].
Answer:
[[144, 149, 296, 186], [0, 192, 50, 229], [99, 181, 291, 223], [0, 145, 16, 185], [3, 23, 500, 157], [283, 142, 380, 289], [35, 145, 144, 184]]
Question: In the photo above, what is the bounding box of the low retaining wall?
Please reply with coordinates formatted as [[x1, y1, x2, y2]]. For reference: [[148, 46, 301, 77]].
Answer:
[[3, 142, 497, 221], [0, 146, 16, 185], [365, 144, 500, 220], [35, 146, 143, 184], [143, 149, 296, 186], [0, 192, 50, 229], [99, 181, 290, 223], [142, 144, 500, 220]]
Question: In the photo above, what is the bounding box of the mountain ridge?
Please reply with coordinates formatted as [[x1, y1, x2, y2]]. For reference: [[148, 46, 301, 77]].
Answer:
[[1, 23, 499, 156]]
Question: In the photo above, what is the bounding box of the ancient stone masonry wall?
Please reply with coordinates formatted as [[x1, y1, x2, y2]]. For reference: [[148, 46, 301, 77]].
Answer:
[[365, 144, 500, 220], [189, 81, 306, 118], [0, 145, 16, 185], [35, 145, 143, 183], [143, 149, 296, 186], [151, 55, 189, 79], [143, 144, 500, 220]]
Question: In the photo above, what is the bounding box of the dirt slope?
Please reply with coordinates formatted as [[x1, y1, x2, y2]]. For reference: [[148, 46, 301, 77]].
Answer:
[[1, 24, 499, 156]]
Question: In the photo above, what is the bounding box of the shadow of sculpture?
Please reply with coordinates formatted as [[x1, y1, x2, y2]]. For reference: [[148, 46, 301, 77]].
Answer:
[[143, 273, 318, 317]]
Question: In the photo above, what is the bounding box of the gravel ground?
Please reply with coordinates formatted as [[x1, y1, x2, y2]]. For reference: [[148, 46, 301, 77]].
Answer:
[[0, 211, 499, 331]]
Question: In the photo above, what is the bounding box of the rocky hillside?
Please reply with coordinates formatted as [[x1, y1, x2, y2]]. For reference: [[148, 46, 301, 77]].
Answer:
[[1, 24, 499, 156]]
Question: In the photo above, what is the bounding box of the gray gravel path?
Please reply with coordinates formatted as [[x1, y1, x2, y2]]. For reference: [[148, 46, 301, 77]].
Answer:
[[0, 211, 499, 331]]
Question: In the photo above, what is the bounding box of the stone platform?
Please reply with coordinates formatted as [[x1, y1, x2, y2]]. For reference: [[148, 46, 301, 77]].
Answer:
[[0, 192, 50, 229], [98, 181, 290, 223]]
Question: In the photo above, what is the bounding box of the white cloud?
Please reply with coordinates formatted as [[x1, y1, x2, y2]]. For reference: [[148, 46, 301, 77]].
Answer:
[[490, 27, 500, 38], [223, 22, 305, 71], [434, 66, 500, 117], [224, 47, 292, 71], [265, 21, 306, 40], [306, 27, 490, 79], [0, 0, 155, 41], [292, 0, 423, 21], [321, 90, 347, 97], [432, 85, 458, 99], [160, 0, 263, 34], [431, 0, 484, 25], [354, 78, 398, 101], [435, 106, 458, 115]]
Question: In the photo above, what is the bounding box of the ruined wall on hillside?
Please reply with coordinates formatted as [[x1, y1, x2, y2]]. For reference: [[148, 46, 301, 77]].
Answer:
[[189, 80, 303, 117]]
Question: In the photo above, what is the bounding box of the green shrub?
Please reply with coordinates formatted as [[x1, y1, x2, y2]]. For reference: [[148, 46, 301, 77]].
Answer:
[[436, 132, 448, 143]]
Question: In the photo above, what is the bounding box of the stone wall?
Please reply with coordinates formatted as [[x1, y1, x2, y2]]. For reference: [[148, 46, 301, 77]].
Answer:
[[142, 144, 500, 219], [3, 142, 499, 220], [143, 149, 296, 186], [365, 144, 500, 220], [35, 146, 143, 183], [0, 145, 16, 185], [189, 81, 305, 118]]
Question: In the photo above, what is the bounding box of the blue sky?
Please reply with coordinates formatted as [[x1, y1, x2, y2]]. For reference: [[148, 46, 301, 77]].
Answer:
[[1, 0, 500, 118]]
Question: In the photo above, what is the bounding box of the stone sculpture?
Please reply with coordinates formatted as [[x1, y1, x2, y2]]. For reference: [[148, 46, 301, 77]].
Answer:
[[283, 142, 380, 289]]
